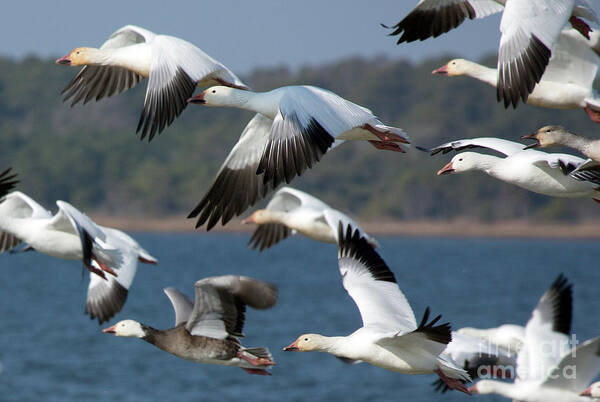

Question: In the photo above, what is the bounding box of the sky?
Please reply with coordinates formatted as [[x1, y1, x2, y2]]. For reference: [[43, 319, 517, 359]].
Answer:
[[1, 0, 502, 73]]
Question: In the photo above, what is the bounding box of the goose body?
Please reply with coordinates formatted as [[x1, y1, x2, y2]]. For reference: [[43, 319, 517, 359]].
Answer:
[[387, 0, 598, 107], [283, 224, 471, 394], [57, 25, 247, 140], [430, 137, 600, 199], [0, 185, 156, 323], [104, 275, 277, 374], [243, 186, 378, 251], [433, 29, 600, 120], [186, 85, 410, 230]]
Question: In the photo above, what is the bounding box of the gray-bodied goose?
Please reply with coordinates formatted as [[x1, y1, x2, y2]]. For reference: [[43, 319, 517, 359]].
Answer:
[[103, 275, 277, 375]]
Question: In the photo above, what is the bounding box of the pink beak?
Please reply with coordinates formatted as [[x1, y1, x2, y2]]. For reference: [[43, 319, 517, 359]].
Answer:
[[282, 340, 300, 351], [432, 65, 448, 75], [102, 325, 117, 334], [187, 91, 206, 104], [56, 55, 71, 65], [467, 385, 478, 394], [241, 216, 255, 224], [437, 161, 455, 175]]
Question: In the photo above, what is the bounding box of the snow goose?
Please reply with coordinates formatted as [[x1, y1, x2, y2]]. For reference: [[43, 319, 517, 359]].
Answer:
[[432, 29, 600, 121], [103, 275, 277, 375], [242, 186, 378, 251], [56, 25, 248, 141], [469, 275, 600, 401], [386, 0, 598, 107], [0, 190, 156, 323], [432, 331, 518, 393], [282, 223, 471, 394], [581, 381, 600, 397], [186, 86, 410, 230], [425, 137, 600, 200]]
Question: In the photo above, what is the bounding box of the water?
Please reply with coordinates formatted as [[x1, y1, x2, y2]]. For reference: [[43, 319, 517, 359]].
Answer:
[[0, 233, 598, 401]]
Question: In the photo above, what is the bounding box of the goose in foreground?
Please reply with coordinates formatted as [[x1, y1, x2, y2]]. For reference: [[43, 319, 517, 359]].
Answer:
[[469, 276, 600, 401], [432, 29, 600, 122], [242, 186, 378, 251], [0, 190, 156, 323], [385, 0, 598, 107], [103, 275, 277, 375], [283, 223, 471, 394], [427, 137, 600, 200], [56, 25, 248, 141], [186, 86, 410, 230], [580, 381, 600, 397]]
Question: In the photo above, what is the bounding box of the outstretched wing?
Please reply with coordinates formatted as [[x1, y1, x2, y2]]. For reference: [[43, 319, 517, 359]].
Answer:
[[385, 0, 504, 43], [425, 137, 526, 157], [163, 287, 194, 326], [188, 113, 275, 230], [185, 275, 277, 339]]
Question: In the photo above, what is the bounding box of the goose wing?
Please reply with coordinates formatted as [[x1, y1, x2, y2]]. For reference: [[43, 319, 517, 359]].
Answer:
[[541, 336, 600, 392], [163, 287, 194, 327], [185, 275, 277, 339], [386, 0, 504, 43], [188, 113, 274, 230], [497, 0, 574, 107], [426, 137, 526, 157], [0, 192, 52, 252]]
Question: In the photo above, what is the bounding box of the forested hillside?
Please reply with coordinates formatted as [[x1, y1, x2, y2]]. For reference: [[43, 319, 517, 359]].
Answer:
[[1, 54, 599, 223]]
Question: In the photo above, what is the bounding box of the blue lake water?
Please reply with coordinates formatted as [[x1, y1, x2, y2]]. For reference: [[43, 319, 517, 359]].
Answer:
[[0, 232, 598, 401]]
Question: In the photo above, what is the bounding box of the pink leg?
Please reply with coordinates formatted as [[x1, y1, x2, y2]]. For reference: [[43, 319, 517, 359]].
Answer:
[[585, 107, 600, 124], [138, 256, 157, 265], [241, 368, 271, 376], [86, 263, 107, 280], [368, 140, 406, 152], [570, 16, 591, 39], [237, 351, 275, 367], [434, 368, 471, 395], [362, 124, 410, 144], [92, 255, 118, 277]]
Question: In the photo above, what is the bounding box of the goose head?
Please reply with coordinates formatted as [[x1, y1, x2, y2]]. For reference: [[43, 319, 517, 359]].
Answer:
[[283, 334, 325, 352], [103, 319, 146, 338], [188, 86, 249, 107], [242, 209, 268, 225], [581, 381, 600, 397], [432, 59, 470, 76], [437, 152, 482, 175], [56, 47, 95, 66], [521, 125, 569, 149]]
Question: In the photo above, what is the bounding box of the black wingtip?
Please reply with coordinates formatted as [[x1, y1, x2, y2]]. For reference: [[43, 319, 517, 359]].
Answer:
[[0, 167, 19, 198], [337, 222, 396, 284], [545, 273, 572, 336], [414, 306, 451, 344]]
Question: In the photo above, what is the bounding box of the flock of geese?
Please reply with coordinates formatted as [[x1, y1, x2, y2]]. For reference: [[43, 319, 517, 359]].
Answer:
[[3, 0, 600, 400]]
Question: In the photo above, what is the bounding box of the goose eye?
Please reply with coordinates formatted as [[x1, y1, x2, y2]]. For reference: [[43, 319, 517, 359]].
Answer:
[[459, 158, 463, 161], [212, 90, 216, 93]]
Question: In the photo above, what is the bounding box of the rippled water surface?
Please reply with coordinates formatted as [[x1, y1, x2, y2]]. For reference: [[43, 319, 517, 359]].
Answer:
[[1, 232, 598, 401]]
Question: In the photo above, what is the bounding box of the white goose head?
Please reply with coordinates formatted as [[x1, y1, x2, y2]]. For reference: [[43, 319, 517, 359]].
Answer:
[[437, 152, 487, 175], [283, 334, 327, 352], [188, 86, 249, 107], [103, 319, 146, 338]]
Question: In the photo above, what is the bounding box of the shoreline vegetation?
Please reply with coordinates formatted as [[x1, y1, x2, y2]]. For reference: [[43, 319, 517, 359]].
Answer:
[[92, 215, 600, 238]]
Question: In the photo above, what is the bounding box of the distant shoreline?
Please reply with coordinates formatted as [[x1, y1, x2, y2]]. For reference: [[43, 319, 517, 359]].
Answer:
[[91, 215, 600, 238]]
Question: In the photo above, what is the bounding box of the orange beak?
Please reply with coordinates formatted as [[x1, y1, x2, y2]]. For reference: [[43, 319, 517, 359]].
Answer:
[[241, 215, 255, 224], [432, 65, 448, 75], [187, 90, 206, 104], [102, 325, 117, 334], [437, 161, 455, 175], [282, 339, 300, 351]]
